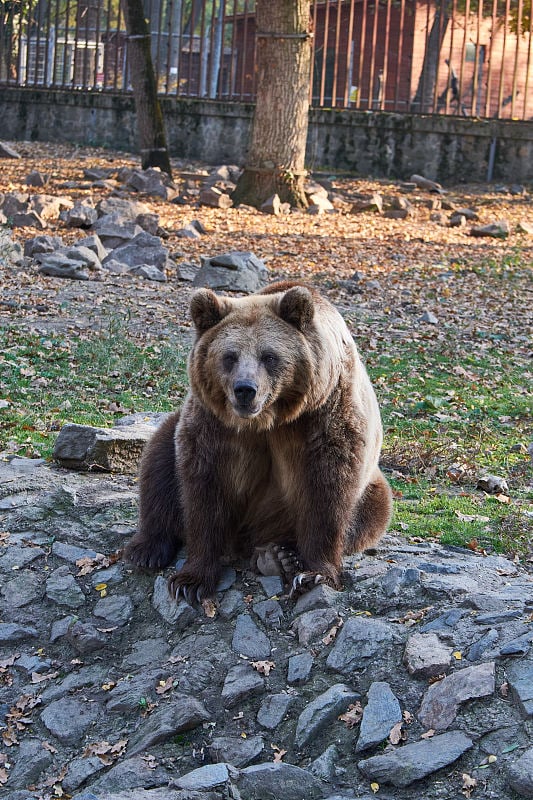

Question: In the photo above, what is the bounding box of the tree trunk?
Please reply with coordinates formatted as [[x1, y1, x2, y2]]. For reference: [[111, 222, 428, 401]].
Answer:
[[232, 0, 312, 209], [121, 0, 172, 176]]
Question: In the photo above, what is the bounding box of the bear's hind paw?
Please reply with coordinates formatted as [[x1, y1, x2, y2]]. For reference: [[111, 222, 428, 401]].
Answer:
[[289, 570, 325, 599], [167, 571, 216, 607]]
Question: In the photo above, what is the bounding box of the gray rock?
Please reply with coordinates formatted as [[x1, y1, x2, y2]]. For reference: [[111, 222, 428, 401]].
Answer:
[[45, 565, 85, 608], [193, 251, 269, 293], [258, 575, 284, 597], [88, 755, 171, 795], [507, 746, 533, 798], [287, 652, 313, 684], [66, 244, 102, 270], [0, 230, 24, 266], [32, 193, 70, 219], [176, 261, 200, 282], [418, 661, 495, 730], [12, 210, 47, 229], [128, 696, 210, 755], [199, 186, 233, 208], [40, 696, 100, 744], [253, 598, 284, 628], [500, 632, 532, 656], [208, 735, 265, 767], [470, 220, 510, 238], [51, 541, 98, 562], [310, 744, 339, 782], [403, 632, 453, 678], [257, 692, 295, 729], [293, 584, 339, 615], [53, 421, 155, 473], [232, 614, 271, 658], [477, 474, 509, 495], [221, 663, 265, 708], [295, 683, 360, 748], [0, 545, 45, 570], [123, 638, 170, 669], [6, 737, 53, 789], [152, 575, 197, 627], [63, 756, 106, 793], [419, 310, 439, 325], [129, 264, 167, 282], [218, 589, 245, 620], [106, 670, 168, 713], [475, 609, 522, 625], [326, 617, 397, 674], [136, 212, 160, 235], [93, 594, 134, 626], [173, 763, 236, 790], [358, 731, 473, 787], [355, 681, 402, 752], [467, 628, 499, 661], [0, 141, 22, 158], [23, 234, 64, 257], [292, 607, 340, 645], [102, 232, 170, 272], [506, 661, 533, 717], [92, 216, 144, 249], [66, 620, 108, 654], [41, 665, 108, 703], [37, 252, 90, 280], [125, 167, 178, 200], [77, 233, 108, 260], [63, 202, 98, 228], [1, 572, 44, 607], [96, 196, 151, 219], [237, 762, 325, 800]]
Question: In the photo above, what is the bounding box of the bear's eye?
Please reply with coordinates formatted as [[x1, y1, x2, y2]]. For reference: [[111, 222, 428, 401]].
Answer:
[[261, 352, 279, 370], [222, 351, 238, 371]]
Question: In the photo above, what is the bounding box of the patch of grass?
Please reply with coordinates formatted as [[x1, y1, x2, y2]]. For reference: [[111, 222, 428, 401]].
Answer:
[[0, 318, 188, 459]]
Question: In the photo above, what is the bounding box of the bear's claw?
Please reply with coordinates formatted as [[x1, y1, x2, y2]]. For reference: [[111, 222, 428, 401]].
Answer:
[[289, 571, 324, 599]]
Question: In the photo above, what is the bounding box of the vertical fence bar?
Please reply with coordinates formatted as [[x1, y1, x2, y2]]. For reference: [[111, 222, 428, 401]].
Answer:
[[331, 0, 342, 106], [43, 0, 52, 85], [319, 0, 330, 106], [227, 0, 239, 98], [309, 0, 318, 104], [356, 0, 368, 107], [432, 0, 446, 113], [238, 0, 250, 100], [343, 0, 356, 106], [368, 0, 380, 108], [470, 0, 483, 115], [457, 0, 470, 115], [523, 0, 533, 119], [381, 0, 392, 109], [393, 0, 406, 110], [497, 0, 510, 116], [484, 0, 498, 116], [510, 0, 523, 118]]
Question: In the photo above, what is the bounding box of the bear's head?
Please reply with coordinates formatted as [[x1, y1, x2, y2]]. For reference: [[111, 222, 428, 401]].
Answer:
[[188, 285, 316, 430]]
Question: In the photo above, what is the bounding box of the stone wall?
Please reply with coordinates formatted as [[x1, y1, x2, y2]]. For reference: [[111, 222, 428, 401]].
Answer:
[[2, 88, 532, 183]]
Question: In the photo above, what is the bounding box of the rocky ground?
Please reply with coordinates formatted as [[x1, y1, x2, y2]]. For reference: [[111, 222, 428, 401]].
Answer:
[[1, 454, 532, 800], [0, 142, 532, 800]]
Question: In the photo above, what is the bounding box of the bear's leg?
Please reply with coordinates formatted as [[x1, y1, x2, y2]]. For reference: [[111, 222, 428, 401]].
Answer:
[[347, 470, 393, 553], [123, 412, 184, 570]]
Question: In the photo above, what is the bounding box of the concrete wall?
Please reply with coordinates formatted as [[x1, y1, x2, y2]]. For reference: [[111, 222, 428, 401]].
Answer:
[[1, 88, 532, 183]]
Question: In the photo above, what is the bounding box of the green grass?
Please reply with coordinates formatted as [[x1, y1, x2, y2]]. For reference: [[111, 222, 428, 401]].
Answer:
[[0, 318, 188, 459]]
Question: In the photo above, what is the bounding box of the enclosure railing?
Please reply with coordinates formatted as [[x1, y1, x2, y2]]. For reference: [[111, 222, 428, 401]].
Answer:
[[1, 0, 531, 120]]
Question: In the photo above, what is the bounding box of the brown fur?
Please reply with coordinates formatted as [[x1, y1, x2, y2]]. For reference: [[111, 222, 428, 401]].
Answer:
[[124, 281, 393, 599]]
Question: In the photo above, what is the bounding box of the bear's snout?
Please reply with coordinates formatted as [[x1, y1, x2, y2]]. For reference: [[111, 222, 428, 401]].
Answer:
[[233, 379, 258, 410]]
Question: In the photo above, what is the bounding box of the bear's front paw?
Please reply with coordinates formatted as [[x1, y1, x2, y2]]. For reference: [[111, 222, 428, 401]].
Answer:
[[167, 569, 217, 606], [124, 535, 176, 570]]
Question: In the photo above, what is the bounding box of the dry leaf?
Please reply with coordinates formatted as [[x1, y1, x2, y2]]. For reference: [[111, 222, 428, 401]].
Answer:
[[271, 744, 287, 763], [102, 681, 116, 691], [388, 721, 407, 744], [462, 773, 477, 797], [494, 493, 511, 504], [202, 598, 217, 618], [76, 553, 111, 576], [31, 670, 59, 684], [500, 682, 509, 697], [421, 728, 435, 739], [338, 701, 363, 728], [0, 655, 18, 670], [41, 740, 58, 753], [84, 738, 128, 765], [322, 619, 343, 644], [155, 677, 174, 695], [402, 710, 414, 724], [0, 768, 8, 785], [370, 782, 379, 793], [251, 660, 275, 676]]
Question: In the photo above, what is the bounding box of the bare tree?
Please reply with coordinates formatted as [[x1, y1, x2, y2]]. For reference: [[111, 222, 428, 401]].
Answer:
[[232, 0, 312, 209], [121, 0, 172, 176]]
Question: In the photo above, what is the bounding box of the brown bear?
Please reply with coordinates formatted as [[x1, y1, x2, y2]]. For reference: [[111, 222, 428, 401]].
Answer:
[[124, 281, 392, 602]]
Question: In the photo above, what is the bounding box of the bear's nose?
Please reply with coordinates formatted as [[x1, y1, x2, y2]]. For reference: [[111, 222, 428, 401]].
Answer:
[[234, 380, 257, 406]]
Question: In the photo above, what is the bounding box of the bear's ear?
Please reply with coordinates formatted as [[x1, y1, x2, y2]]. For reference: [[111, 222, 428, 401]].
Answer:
[[190, 289, 230, 334], [278, 286, 314, 331]]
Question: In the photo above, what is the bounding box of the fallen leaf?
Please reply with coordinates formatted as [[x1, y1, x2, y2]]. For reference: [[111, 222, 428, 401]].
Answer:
[[338, 701, 363, 728], [322, 619, 343, 644], [31, 670, 59, 683], [388, 721, 407, 744], [271, 744, 287, 763], [370, 782, 380, 793], [76, 553, 111, 576], [41, 740, 58, 753], [402, 710, 414, 724], [462, 772, 477, 797], [251, 660, 275, 676], [0, 655, 18, 669], [421, 728, 435, 739], [155, 677, 174, 695], [202, 598, 217, 618], [453, 651, 462, 660]]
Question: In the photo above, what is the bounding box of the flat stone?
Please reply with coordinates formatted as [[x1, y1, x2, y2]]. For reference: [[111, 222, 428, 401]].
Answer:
[[93, 594, 134, 626], [23, 234, 64, 257], [356, 681, 402, 752], [218, 589, 245, 620], [257, 692, 296, 729], [45, 566, 85, 608], [6, 737, 53, 789], [0, 545, 45, 571], [66, 620, 108, 654], [37, 253, 89, 280], [237, 762, 325, 800], [507, 746, 533, 798], [506, 661, 533, 718], [88, 755, 171, 795], [470, 220, 510, 238], [51, 541, 98, 563], [326, 617, 397, 674], [41, 665, 108, 703], [1, 572, 44, 607], [123, 638, 170, 669], [295, 683, 360, 748], [253, 598, 283, 628], [232, 614, 271, 659], [293, 584, 339, 615], [106, 671, 168, 713], [418, 661, 495, 730], [0, 141, 22, 158], [475, 609, 523, 625], [40, 696, 100, 744], [174, 762, 235, 790], [53, 422, 155, 472], [310, 744, 339, 782], [102, 231, 170, 272], [257, 575, 284, 597], [221, 663, 265, 708], [152, 575, 197, 627], [500, 632, 532, 656], [358, 731, 473, 787], [208, 735, 264, 768], [128, 696, 210, 755], [193, 251, 268, 293], [403, 632, 453, 678], [287, 652, 313, 684], [63, 756, 106, 793], [292, 607, 340, 645], [467, 628, 499, 661]]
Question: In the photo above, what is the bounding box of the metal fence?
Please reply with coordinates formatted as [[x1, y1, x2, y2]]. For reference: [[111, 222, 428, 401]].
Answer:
[[1, 0, 531, 120]]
